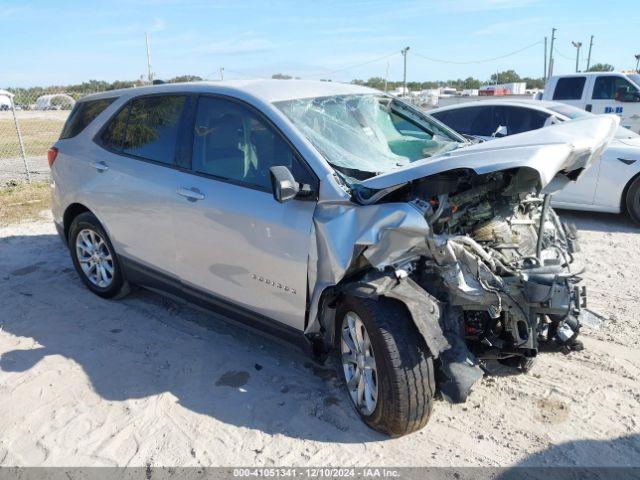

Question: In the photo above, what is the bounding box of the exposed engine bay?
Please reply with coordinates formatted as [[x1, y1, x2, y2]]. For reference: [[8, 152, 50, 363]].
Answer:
[[304, 114, 617, 405], [323, 167, 596, 402]]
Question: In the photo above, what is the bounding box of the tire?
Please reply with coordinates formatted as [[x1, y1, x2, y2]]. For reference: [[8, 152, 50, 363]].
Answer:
[[625, 175, 640, 224], [68, 212, 130, 299], [335, 296, 435, 437]]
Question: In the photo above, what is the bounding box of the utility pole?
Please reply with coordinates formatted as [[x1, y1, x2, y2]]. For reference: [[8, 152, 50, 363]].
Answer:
[[635, 54, 640, 73], [571, 41, 582, 73], [384, 61, 389, 93], [586, 35, 594, 71], [145, 32, 153, 84], [401, 46, 410, 96], [548, 27, 557, 77], [543, 36, 548, 80], [219, 67, 224, 80]]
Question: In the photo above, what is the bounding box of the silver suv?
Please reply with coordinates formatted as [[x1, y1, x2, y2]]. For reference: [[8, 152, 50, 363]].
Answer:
[[50, 80, 616, 437]]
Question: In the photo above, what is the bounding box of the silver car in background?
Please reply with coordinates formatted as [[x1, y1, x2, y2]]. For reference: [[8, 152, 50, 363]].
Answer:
[[50, 80, 617, 436], [428, 99, 640, 222]]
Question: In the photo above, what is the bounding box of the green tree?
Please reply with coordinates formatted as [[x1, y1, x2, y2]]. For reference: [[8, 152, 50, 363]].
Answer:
[[522, 77, 545, 89], [490, 70, 521, 84], [587, 63, 614, 72], [168, 75, 203, 83]]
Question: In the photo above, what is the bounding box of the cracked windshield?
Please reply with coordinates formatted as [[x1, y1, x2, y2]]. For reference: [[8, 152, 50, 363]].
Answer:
[[275, 94, 462, 183]]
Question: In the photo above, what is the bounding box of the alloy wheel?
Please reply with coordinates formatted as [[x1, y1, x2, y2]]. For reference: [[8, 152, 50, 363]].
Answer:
[[75, 228, 115, 288], [340, 311, 379, 415]]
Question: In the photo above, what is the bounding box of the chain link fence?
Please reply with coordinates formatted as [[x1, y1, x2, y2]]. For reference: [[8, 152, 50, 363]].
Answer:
[[0, 88, 91, 186]]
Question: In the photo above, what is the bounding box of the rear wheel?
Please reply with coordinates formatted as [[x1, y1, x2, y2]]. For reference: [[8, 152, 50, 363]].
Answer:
[[68, 212, 130, 299], [336, 296, 435, 437], [625, 175, 640, 224]]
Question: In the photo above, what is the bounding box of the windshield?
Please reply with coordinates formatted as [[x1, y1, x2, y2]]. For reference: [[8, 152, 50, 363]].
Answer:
[[274, 94, 464, 183], [628, 74, 640, 88], [548, 104, 640, 140]]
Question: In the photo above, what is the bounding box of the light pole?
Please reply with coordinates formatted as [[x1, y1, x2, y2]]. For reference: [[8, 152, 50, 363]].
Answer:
[[401, 46, 410, 96], [635, 54, 640, 72], [145, 32, 153, 83], [571, 41, 582, 73], [548, 28, 557, 77]]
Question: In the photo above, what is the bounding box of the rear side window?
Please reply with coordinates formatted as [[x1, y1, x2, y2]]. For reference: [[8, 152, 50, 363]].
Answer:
[[59, 98, 115, 139], [553, 77, 586, 100], [100, 105, 129, 151], [123, 96, 187, 165]]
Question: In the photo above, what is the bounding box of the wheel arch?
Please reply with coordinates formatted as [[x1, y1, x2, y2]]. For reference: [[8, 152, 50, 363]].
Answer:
[[620, 170, 640, 214], [62, 203, 92, 242]]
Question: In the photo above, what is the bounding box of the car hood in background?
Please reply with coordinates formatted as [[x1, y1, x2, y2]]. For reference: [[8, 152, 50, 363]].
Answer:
[[359, 115, 619, 192]]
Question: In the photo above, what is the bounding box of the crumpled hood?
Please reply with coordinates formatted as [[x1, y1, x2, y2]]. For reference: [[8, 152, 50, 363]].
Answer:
[[359, 115, 619, 191]]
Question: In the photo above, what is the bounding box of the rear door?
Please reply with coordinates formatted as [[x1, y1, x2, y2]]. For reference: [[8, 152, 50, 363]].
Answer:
[[172, 95, 317, 331], [89, 94, 190, 275]]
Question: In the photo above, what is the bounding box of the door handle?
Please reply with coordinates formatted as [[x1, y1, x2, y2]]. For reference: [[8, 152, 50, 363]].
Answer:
[[92, 161, 109, 172], [177, 187, 205, 202]]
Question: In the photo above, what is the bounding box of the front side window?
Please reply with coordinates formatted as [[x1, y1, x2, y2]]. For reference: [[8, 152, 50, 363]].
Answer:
[[122, 95, 187, 164], [494, 106, 549, 135], [275, 94, 462, 182], [592, 76, 639, 100], [60, 98, 116, 139], [192, 96, 307, 190], [434, 106, 496, 137], [553, 77, 586, 100]]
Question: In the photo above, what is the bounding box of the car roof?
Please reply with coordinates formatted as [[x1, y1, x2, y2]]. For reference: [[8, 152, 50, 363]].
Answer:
[[79, 79, 380, 104], [428, 98, 562, 114]]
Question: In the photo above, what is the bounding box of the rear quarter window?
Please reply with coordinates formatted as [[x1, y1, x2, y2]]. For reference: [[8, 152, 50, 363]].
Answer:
[[552, 77, 586, 101], [59, 98, 116, 139]]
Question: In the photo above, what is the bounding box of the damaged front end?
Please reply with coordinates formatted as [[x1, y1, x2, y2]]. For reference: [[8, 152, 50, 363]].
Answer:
[[306, 116, 618, 404]]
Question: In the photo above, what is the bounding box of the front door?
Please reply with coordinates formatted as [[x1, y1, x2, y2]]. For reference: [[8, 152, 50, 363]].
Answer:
[[589, 75, 640, 133], [172, 95, 317, 330]]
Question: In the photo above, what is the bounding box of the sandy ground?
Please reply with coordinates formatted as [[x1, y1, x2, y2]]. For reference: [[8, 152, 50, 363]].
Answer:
[[0, 209, 639, 467]]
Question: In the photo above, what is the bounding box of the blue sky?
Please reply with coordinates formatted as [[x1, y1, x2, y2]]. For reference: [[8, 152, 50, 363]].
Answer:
[[2, 0, 639, 87]]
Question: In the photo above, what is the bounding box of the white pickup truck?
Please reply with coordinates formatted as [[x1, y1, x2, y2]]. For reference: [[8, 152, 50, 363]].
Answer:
[[543, 72, 640, 133]]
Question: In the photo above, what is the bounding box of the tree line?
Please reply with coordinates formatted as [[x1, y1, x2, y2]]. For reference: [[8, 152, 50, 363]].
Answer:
[[6, 64, 616, 104]]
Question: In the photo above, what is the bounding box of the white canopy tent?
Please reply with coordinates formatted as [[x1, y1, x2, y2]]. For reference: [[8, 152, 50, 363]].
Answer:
[[0, 89, 14, 109], [35, 93, 75, 110]]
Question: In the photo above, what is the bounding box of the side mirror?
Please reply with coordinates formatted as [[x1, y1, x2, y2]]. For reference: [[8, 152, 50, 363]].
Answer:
[[492, 125, 508, 137], [269, 166, 299, 203]]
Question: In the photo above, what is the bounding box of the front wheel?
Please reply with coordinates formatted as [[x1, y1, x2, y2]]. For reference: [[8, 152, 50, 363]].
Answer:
[[625, 175, 640, 224], [336, 296, 435, 437]]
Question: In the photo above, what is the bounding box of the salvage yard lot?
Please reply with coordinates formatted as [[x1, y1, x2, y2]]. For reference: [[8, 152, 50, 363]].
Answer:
[[0, 209, 638, 467]]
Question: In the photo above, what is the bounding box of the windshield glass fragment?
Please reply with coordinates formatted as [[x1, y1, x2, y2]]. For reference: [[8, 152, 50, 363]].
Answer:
[[275, 94, 462, 183]]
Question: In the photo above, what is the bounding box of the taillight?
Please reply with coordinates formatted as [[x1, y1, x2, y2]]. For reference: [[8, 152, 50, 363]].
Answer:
[[47, 147, 58, 167]]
